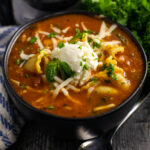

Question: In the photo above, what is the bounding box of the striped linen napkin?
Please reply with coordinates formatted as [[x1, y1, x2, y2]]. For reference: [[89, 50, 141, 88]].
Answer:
[[0, 26, 24, 150]]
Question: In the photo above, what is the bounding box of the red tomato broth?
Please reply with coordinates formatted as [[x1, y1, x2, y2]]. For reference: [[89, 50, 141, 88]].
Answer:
[[8, 14, 144, 118]]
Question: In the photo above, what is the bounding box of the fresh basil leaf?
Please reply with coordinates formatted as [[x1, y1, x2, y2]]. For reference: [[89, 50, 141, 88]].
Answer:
[[46, 61, 59, 82], [60, 61, 76, 80]]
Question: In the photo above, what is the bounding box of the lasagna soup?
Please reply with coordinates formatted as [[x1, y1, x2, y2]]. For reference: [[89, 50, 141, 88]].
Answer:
[[8, 14, 144, 118]]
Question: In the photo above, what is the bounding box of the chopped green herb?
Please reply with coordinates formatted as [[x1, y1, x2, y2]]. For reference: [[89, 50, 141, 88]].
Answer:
[[94, 58, 99, 61], [83, 30, 93, 34], [93, 42, 101, 49], [83, 64, 89, 70], [70, 28, 86, 42], [29, 36, 37, 44], [80, 62, 83, 66], [50, 84, 54, 90], [82, 57, 87, 62], [100, 63, 118, 80], [44, 89, 49, 93], [16, 59, 21, 65], [25, 74, 29, 78], [121, 82, 125, 85], [88, 38, 93, 44], [58, 42, 65, 48], [18, 50, 22, 54], [82, 32, 87, 38], [92, 53, 94, 57], [48, 105, 54, 109], [107, 63, 115, 77], [76, 28, 80, 33], [48, 32, 57, 38], [100, 64, 107, 71], [111, 74, 118, 80], [91, 77, 98, 83], [37, 49, 43, 52], [71, 41, 78, 44], [21, 84, 26, 90], [101, 97, 106, 102], [78, 45, 82, 49], [116, 33, 126, 44]]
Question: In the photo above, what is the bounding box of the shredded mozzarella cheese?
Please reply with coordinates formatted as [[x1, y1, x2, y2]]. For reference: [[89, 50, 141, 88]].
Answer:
[[27, 37, 31, 41], [51, 38, 57, 49], [108, 24, 117, 33], [53, 82, 81, 104], [81, 22, 88, 31], [63, 36, 72, 41], [54, 76, 80, 92], [38, 31, 49, 35], [19, 60, 26, 68], [53, 78, 73, 96], [50, 24, 61, 34], [53, 82, 69, 96], [102, 41, 121, 46], [93, 104, 115, 111], [75, 24, 79, 27], [55, 35, 64, 40], [20, 51, 35, 60], [99, 21, 110, 39], [35, 33, 44, 49], [10, 79, 20, 86], [62, 27, 70, 33], [88, 86, 95, 94]]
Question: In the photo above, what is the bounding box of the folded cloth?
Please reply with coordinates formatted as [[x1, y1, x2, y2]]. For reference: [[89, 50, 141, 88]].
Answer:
[[0, 26, 25, 150]]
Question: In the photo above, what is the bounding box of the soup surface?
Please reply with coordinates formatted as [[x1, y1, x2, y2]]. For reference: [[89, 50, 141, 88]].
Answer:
[[8, 14, 144, 118]]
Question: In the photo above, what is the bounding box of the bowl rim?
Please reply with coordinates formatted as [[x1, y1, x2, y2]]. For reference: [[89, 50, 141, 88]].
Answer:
[[3, 10, 148, 121]]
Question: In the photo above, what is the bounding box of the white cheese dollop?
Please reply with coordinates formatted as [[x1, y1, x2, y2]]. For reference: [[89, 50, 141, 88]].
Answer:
[[51, 42, 99, 73]]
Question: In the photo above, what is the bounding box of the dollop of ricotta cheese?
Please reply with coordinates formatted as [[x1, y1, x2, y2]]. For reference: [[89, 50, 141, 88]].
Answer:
[[51, 42, 99, 73]]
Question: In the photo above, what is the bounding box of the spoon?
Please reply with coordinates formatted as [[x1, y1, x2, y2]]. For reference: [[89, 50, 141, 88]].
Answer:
[[78, 92, 150, 150]]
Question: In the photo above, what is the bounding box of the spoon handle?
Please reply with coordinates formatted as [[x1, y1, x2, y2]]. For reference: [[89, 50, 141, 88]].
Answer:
[[78, 137, 113, 150]]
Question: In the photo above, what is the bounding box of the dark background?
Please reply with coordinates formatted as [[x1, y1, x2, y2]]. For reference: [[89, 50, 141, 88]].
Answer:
[[0, 0, 14, 25]]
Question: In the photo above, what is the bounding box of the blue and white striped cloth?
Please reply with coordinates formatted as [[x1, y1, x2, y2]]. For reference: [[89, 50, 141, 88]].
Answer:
[[0, 26, 24, 150]]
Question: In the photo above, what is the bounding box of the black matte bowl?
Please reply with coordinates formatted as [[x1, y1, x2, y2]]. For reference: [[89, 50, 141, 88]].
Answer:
[[2, 11, 147, 140], [25, 0, 80, 11]]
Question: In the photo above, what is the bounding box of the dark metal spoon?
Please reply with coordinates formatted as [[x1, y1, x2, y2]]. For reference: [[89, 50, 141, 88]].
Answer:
[[78, 93, 150, 150]]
